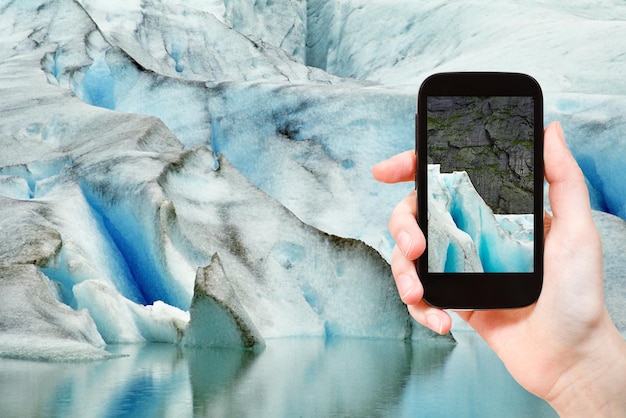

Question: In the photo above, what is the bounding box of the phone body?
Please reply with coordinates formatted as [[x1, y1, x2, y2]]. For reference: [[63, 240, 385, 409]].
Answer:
[[416, 72, 543, 309]]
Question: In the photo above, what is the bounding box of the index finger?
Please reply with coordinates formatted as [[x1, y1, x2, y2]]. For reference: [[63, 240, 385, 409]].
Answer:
[[372, 150, 416, 184]]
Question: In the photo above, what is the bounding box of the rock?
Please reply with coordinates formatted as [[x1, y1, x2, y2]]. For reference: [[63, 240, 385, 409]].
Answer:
[[427, 96, 535, 215]]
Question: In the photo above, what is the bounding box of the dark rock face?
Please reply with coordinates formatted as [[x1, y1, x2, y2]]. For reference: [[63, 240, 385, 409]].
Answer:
[[426, 96, 535, 214]]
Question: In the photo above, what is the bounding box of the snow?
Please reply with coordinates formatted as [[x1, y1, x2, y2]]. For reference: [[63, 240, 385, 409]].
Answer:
[[0, 0, 624, 359]]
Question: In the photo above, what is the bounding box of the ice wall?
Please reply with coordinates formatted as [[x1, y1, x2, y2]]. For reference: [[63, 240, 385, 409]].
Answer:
[[306, 0, 626, 219], [0, 0, 625, 360], [427, 166, 533, 273], [0, 0, 422, 360]]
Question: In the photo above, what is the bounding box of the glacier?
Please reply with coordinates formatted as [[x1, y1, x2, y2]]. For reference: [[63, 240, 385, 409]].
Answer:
[[0, 0, 625, 361], [427, 165, 533, 273]]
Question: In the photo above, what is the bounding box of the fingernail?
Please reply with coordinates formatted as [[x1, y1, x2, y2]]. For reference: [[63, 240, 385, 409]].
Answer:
[[397, 231, 413, 257], [398, 274, 414, 301], [427, 314, 443, 334]]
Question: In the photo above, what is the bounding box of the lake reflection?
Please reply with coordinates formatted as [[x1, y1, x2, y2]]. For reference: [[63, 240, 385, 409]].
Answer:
[[0, 332, 557, 417]]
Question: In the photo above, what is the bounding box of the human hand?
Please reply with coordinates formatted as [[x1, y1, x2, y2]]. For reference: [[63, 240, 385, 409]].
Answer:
[[372, 122, 626, 415]]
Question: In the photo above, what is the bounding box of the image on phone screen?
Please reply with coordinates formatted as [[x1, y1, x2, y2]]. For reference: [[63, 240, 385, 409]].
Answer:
[[426, 95, 535, 274]]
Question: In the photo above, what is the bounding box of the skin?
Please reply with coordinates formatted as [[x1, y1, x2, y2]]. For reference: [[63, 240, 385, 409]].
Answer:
[[372, 121, 626, 416]]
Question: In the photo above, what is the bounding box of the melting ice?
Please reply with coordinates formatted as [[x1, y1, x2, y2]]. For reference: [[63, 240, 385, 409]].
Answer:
[[0, 0, 625, 360], [428, 166, 533, 273]]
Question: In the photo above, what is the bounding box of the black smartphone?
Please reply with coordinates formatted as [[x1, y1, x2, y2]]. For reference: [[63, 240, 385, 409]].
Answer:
[[416, 72, 543, 309]]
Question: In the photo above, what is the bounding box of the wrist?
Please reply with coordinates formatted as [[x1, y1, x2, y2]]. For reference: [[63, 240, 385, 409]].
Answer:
[[547, 316, 626, 417]]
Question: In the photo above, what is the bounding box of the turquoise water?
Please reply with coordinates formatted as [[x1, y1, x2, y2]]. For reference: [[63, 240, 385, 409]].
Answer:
[[0, 332, 557, 417]]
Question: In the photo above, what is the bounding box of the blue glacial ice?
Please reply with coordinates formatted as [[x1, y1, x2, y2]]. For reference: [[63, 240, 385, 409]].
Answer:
[[0, 0, 625, 360], [427, 166, 533, 273]]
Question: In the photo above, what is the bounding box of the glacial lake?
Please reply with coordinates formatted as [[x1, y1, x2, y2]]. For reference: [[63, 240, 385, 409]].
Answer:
[[0, 332, 557, 418]]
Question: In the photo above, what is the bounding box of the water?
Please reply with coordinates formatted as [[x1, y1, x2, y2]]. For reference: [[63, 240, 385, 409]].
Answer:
[[0, 332, 556, 418]]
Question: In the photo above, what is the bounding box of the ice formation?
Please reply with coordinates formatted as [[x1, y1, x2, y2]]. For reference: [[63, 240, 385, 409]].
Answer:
[[0, 0, 625, 360], [428, 166, 533, 273], [182, 254, 264, 348]]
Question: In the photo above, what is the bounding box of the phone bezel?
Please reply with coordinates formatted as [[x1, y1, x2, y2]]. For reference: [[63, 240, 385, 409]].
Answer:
[[416, 72, 543, 309]]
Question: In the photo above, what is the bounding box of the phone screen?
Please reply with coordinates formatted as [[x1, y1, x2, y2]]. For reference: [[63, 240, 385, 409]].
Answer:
[[426, 95, 535, 273], [417, 72, 543, 309]]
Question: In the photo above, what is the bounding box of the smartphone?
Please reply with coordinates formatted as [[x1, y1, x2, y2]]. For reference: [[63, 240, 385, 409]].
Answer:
[[416, 72, 543, 309]]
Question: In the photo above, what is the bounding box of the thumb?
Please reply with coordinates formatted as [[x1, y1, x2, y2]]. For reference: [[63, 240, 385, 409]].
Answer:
[[544, 122, 593, 226]]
